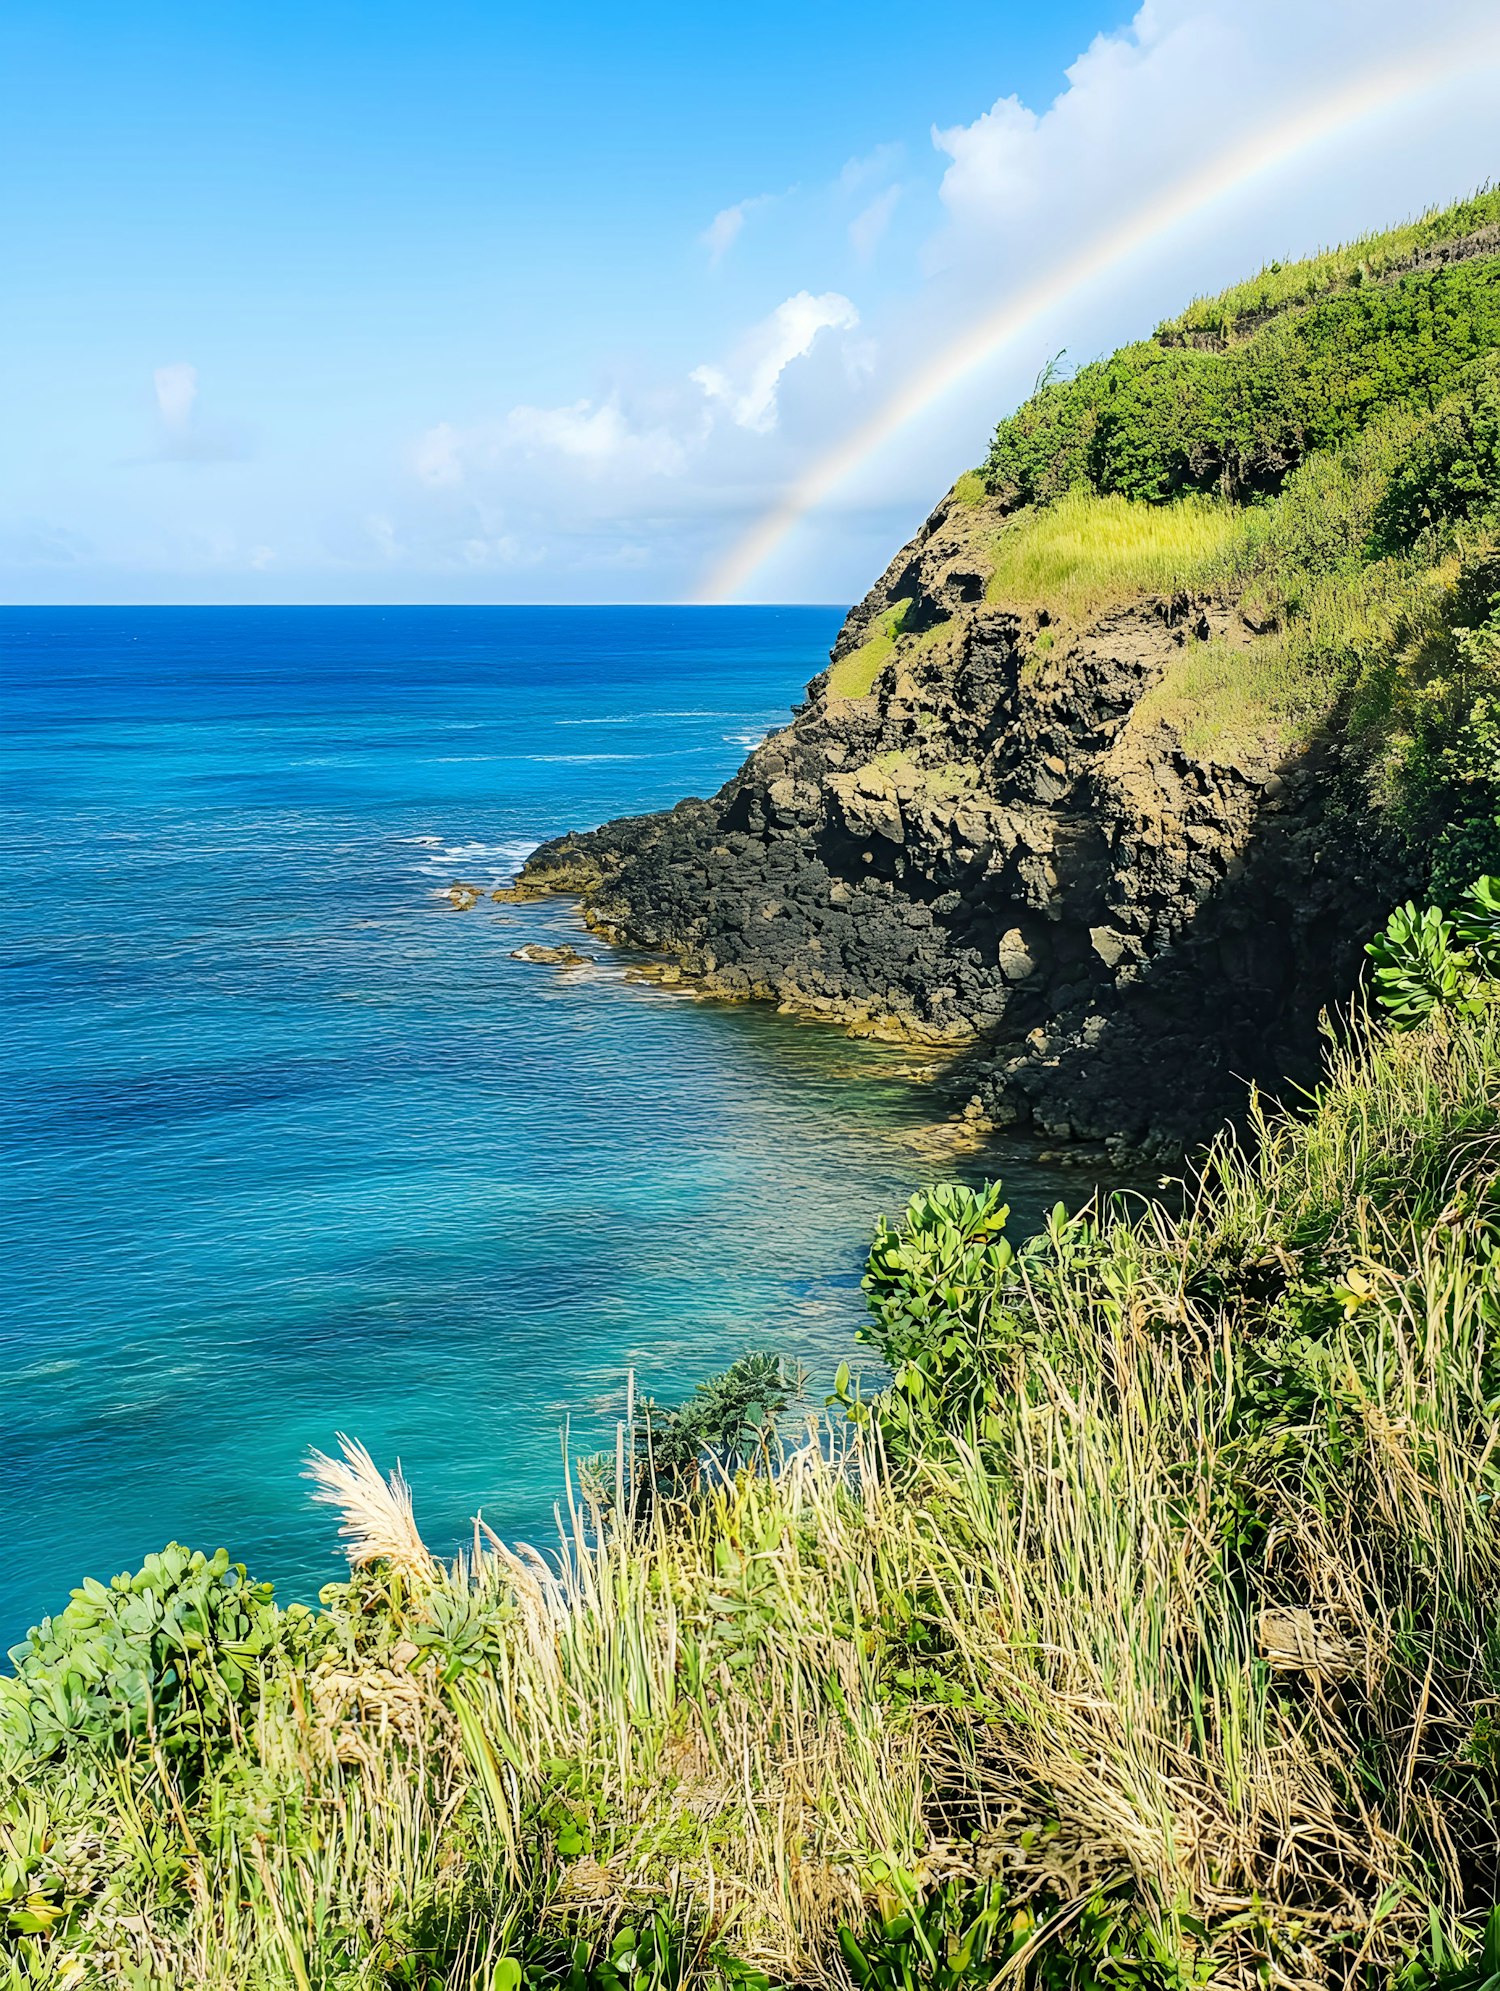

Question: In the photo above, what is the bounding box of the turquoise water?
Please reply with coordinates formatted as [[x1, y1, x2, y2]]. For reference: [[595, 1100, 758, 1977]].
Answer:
[[2, 608, 1082, 1641]]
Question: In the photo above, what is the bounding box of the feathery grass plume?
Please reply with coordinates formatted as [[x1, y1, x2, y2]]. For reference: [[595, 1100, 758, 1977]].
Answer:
[[304, 1433, 436, 1579]]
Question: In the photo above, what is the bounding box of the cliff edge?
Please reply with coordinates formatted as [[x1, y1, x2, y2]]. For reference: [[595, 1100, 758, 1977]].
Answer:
[[521, 194, 1500, 1157]]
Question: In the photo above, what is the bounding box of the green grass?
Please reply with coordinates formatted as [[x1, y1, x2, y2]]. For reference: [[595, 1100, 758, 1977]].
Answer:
[[825, 599, 912, 699], [984, 490, 1238, 616], [1161, 185, 1500, 343], [949, 468, 988, 508]]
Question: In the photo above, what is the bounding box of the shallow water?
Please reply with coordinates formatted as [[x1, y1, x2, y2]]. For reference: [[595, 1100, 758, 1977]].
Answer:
[[2, 607, 1102, 1639]]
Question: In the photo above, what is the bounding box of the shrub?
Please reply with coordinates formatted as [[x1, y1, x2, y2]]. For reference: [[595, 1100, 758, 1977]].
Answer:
[[985, 253, 1500, 506], [0, 1544, 297, 1771], [1366, 876, 1500, 1026], [1370, 355, 1500, 553], [626, 1351, 803, 1509]]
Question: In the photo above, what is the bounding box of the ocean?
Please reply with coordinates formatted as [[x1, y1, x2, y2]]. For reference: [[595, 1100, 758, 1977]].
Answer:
[[1, 607, 1084, 1641]]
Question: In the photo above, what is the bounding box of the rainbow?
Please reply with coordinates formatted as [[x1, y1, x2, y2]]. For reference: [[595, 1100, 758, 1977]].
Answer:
[[695, 29, 1500, 604]]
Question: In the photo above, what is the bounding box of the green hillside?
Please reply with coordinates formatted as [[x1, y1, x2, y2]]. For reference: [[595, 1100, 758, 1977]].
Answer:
[[980, 189, 1500, 894]]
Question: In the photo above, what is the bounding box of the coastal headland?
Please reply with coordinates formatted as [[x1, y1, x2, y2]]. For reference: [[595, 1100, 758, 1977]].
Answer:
[[518, 194, 1499, 1158]]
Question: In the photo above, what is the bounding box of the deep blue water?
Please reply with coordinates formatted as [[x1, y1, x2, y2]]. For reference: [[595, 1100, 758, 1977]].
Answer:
[[1, 608, 1082, 1641]]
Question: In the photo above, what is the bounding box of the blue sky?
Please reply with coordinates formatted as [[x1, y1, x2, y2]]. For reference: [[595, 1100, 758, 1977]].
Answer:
[[4, 0, 1497, 605]]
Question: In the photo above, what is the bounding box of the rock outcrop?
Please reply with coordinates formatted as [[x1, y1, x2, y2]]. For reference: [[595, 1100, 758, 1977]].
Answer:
[[520, 488, 1414, 1158]]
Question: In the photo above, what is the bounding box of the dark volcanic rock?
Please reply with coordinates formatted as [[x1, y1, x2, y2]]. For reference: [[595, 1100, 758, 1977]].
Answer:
[[520, 487, 1414, 1158]]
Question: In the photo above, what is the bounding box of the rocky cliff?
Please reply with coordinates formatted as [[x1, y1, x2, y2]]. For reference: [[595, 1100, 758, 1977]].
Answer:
[[519, 487, 1413, 1159]]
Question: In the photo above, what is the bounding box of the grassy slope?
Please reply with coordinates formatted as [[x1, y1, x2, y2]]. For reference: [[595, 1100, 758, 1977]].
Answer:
[[829, 196, 1499, 863], [974, 191, 1500, 870]]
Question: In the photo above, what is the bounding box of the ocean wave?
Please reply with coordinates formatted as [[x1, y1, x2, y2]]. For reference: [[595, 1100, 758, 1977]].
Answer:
[[554, 710, 733, 725], [725, 730, 768, 750], [435, 840, 540, 862]]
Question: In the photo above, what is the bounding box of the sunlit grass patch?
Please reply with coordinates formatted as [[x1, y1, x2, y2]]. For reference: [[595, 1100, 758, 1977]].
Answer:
[[1131, 633, 1326, 758], [1133, 561, 1420, 760], [826, 599, 912, 699], [950, 468, 988, 507], [985, 491, 1239, 618]]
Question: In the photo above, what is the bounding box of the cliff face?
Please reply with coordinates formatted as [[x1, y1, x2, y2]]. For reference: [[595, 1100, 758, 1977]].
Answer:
[[520, 489, 1414, 1159]]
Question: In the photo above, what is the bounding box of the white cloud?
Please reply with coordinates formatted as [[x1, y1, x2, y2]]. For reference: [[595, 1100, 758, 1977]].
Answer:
[[929, 0, 1499, 271], [413, 422, 464, 489], [147, 360, 247, 463], [701, 194, 773, 263], [154, 362, 199, 433], [691, 291, 861, 433], [414, 396, 687, 494], [365, 515, 404, 563], [459, 533, 541, 569], [505, 398, 686, 474], [850, 185, 902, 259], [839, 143, 904, 193]]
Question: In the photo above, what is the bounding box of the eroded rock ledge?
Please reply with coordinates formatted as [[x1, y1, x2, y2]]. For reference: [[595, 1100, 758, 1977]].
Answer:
[[520, 491, 1412, 1158]]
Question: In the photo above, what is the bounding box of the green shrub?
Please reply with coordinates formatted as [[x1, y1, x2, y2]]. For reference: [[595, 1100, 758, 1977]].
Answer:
[[986, 254, 1500, 505], [850, 1180, 1038, 1449], [0, 1544, 297, 1771], [1366, 876, 1500, 1026], [1370, 355, 1500, 552], [625, 1351, 803, 1509]]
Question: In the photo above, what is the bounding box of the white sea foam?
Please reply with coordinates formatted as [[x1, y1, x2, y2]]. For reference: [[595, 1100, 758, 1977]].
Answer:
[[439, 841, 536, 860], [725, 730, 769, 749]]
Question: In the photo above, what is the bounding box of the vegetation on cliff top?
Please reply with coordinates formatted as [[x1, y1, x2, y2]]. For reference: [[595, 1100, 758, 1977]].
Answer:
[[970, 191, 1500, 892]]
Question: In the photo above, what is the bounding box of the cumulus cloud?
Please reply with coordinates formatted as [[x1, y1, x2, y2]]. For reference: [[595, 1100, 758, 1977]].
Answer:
[[929, 0, 1499, 275], [691, 291, 861, 432], [414, 396, 687, 493], [505, 398, 687, 474]]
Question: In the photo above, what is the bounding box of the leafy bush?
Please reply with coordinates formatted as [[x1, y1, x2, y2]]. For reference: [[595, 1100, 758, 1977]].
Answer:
[[849, 1180, 1037, 1450], [0, 1544, 296, 1770], [1370, 355, 1500, 552], [1366, 548, 1500, 896], [627, 1351, 803, 1508], [1366, 876, 1500, 1026], [985, 253, 1500, 506]]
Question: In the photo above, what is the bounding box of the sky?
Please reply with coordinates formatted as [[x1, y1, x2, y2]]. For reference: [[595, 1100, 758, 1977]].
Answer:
[[2, 0, 1497, 607]]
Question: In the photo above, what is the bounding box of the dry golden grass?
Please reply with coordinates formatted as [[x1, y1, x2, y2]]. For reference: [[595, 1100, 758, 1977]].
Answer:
[[304, 1432, 437, 1580]]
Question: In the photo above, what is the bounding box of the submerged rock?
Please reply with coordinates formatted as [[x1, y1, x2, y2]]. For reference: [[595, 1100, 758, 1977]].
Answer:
[[509, 942, 592, 966]]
